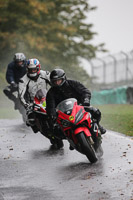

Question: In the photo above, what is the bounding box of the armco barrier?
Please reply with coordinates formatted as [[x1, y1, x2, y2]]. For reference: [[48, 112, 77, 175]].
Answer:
[[91, 86, 133, 105]]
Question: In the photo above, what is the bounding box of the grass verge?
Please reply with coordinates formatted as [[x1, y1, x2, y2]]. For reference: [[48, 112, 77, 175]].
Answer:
[[96, 104, 133, 136]]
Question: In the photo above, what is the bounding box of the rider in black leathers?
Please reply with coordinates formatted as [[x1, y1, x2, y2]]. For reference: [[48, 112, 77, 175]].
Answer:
[[3, 53, 27, 110], [46, 69, 106, 137]]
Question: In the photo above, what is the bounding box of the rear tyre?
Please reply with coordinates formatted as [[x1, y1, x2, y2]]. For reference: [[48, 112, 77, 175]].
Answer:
[[76, 132, 98, 163]]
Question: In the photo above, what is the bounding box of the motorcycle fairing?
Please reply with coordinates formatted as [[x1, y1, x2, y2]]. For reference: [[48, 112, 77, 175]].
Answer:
[[34, 96, 46, 113], [57, 107, 91, 130], [74, 126, 91, 136]]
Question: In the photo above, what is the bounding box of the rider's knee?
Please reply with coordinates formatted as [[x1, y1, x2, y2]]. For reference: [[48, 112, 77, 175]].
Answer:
[[3, 86, 11, 97], [94, 109, 101, 121], [89, 107, 101, 121]]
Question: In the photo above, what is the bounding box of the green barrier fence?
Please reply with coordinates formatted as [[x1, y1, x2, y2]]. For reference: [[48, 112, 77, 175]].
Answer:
[[91, 86, 129, 105]]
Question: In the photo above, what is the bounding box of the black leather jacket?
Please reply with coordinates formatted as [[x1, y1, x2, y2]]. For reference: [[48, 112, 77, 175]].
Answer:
[[46, 79, 91, 117]]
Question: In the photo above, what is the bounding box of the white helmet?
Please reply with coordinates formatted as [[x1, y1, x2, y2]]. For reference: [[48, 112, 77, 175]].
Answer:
[[27, 58, 41, 79]]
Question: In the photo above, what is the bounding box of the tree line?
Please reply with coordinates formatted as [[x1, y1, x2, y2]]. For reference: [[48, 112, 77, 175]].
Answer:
[[0, 0, 106, 86]]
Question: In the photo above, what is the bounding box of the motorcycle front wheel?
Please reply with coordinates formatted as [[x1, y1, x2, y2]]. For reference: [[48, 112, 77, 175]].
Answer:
[[76, 132, 98, 163]]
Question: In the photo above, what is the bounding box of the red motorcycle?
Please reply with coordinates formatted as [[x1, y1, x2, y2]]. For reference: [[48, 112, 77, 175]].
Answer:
[[27, 89, 64, 149], [56, 98, 103, 163]]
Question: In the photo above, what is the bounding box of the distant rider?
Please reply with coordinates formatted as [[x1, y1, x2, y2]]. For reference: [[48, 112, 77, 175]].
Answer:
[[3, 53, 27, 110], [46, 69, 106, 142], [18, 58, 50, 132]]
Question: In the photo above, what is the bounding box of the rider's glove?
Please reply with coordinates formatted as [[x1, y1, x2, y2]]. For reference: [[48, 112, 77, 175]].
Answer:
[[11, 81, 18, 89], [24, 103, 30, 109], [25, 103, 33, 115], [51, 115, 57, 123], [49, 114, 57, 127], [83, 98, 90, 106]]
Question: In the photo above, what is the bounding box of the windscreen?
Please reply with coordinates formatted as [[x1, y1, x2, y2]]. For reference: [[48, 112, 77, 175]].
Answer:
[[56, 98, 77, 113]]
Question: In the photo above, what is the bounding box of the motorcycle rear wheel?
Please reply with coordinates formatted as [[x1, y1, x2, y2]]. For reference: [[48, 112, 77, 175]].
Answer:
[[76, 132, 98, 163]]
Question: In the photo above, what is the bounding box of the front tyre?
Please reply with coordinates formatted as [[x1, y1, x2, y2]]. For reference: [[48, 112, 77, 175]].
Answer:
[[76, 132, 98, 163]]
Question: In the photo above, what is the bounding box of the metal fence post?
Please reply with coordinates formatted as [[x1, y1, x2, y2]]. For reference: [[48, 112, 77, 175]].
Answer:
[[96, 58, 106, 84], [109, 55, 117, 86], [121, 51, 129, 83], [88, 60, 94, 85]]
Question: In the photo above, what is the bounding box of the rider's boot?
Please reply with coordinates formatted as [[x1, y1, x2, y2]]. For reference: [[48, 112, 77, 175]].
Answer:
[[31, 125, 39, 133], [69, 144, 74, 150], [98, 124, 106, 134], [50, 137, 64, 149]]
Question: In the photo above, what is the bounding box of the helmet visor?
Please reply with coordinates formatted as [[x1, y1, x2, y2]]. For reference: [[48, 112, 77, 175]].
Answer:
[[15, 61, 24, 67], [28, 68, 38, 77], [51, 78, 63, 86]]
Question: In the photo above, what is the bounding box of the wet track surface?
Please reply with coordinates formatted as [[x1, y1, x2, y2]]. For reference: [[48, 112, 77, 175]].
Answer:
[[0, 119, 133, 200]]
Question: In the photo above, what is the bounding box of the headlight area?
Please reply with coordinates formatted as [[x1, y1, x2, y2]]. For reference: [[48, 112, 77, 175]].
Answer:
[[60, 108, 84, 127], [60, 119, 72, 127]]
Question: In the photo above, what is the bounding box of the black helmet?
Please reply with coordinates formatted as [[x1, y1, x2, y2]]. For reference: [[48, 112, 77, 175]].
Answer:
[[13, 53, 26, 68], [50, 68, 66, 87]]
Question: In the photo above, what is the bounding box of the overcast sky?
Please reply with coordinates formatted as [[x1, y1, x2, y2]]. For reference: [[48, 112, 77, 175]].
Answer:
[[88, 0, 133, 57]]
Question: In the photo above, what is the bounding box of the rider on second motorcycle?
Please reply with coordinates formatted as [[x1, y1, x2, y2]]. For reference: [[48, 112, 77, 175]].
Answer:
[[3, 53, 27, 110], [46, 68, 106, 144], [18, 58, 50, 132]]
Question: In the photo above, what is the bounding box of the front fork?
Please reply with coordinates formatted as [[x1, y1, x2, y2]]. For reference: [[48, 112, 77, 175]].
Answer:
[[74, 125, 100, 147], [65, 126, 95, 149], [74, 127, 94, 146]]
